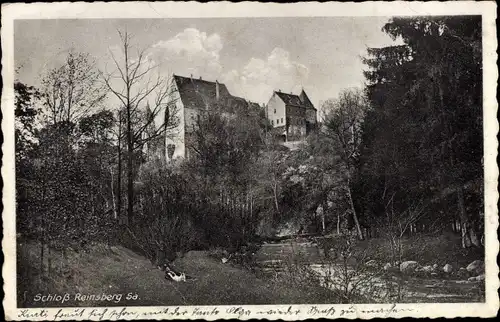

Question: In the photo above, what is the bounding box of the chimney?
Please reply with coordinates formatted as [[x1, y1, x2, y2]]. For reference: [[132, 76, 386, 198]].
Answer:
[[279, 89, 281, 93], [216, 80, 220, 100], [199, 76, 202, 80], [190, 74, 193, 79]]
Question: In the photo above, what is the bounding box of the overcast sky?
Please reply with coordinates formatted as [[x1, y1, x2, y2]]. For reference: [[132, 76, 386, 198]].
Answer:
[[15, 17, 397, 108]]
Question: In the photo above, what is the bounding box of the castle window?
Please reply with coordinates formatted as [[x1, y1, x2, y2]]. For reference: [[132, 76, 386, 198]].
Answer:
[[281, 118, 284, 124], [274, 108, 276, 114], [277, 119, 279, 124], [271, 120, 274, 125]]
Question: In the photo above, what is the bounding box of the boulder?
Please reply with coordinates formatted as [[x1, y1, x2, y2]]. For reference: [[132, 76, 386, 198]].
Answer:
[[468, 276, 477, 282], [421, 265, 434, 273], [476, 274, 485, 282], [466, 260, 484, 274], [432, 263, 438, 270], [430, 272, 438, 276], [383, 263, 392, 271], [443, 264, 453, 273], [400, 261, 419, 273]]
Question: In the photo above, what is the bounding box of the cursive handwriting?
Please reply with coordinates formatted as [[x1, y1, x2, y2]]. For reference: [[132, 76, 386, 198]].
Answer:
[[16, 304, 415, 320]]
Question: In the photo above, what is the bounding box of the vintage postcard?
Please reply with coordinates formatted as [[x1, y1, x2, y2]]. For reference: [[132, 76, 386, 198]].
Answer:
[[2, 1, 498, 320]]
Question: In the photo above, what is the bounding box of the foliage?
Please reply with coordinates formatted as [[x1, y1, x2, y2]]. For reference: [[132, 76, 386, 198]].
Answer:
[[321, 89, 370, 238], [18, 121, 116, 247], [359, 16, 483, 247], [14, 81, 41, 160], [132, 159, 202, 264], [16, 103, 119, 276], [40, 51, 107, 125], [184, 104, 266, 249]]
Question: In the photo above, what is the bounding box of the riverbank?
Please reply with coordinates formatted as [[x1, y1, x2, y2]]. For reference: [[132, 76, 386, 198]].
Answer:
[[254, 233, 485, 303]]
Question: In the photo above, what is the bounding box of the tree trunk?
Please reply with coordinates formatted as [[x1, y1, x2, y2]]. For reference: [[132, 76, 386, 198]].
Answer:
[[47, 243, 52, 277], [117, 112, 123, 225], [337, 212, 341, 235], [461, 220, 472, 248], [40, 183, 46, 275], [321, 199, 327, 235], [469, 227, 480, 247], [346, 180, 363, 240], [273, 181, 280, 212], [126, 105, 133, 226], [40, 240, 44, 275], [110, 167, 118, 220], [457, 188, 480, 248]]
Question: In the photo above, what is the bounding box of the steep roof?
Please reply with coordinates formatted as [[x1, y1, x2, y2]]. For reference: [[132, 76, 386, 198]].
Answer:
[[173, 75, 231, 109], [299, 89, 315, 110], [275, 90, 316, 110], [173, 74, 261, 112], [275, 92, 303, 107]]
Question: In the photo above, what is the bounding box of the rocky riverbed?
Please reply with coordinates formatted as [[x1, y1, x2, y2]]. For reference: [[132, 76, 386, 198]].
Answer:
[[253, 239, 485, 303]]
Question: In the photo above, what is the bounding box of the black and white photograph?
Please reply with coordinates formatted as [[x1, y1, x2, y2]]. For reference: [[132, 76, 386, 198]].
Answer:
[[2, 1, 498, 320]]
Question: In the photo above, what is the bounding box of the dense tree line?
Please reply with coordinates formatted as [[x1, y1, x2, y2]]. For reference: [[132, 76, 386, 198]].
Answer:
[[357, 16, 483, 247]]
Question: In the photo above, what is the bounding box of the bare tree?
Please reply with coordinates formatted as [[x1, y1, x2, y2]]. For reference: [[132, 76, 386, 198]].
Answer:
[[41, 51, 107, 125], [102, 31, 179, 226], [322, 88, 368, 240], [380, 194, 428, 264]]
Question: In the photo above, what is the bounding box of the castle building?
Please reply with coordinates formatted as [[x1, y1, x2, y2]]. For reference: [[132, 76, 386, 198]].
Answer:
[[266, 89, 317, 142], [165, 74, 261, 161]]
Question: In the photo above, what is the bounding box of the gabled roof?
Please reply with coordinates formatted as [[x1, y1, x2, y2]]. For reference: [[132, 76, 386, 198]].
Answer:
[[299, 90, 315, 110], [173, 75, 231, 110], [275, 92, 303, 107], [173, 74, 261, 112], [274, 90, 316, 110]]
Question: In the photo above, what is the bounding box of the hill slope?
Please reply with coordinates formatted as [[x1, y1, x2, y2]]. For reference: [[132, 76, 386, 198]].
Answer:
[[17, 242, 337, 307]]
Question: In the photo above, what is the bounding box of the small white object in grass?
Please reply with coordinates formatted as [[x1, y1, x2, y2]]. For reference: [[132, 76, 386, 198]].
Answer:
[[167, 271, 186, 282], [221, 257, 228, 263]]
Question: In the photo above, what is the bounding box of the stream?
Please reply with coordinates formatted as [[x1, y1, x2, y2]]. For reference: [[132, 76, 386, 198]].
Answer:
[[254, 240, 485, 303]]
